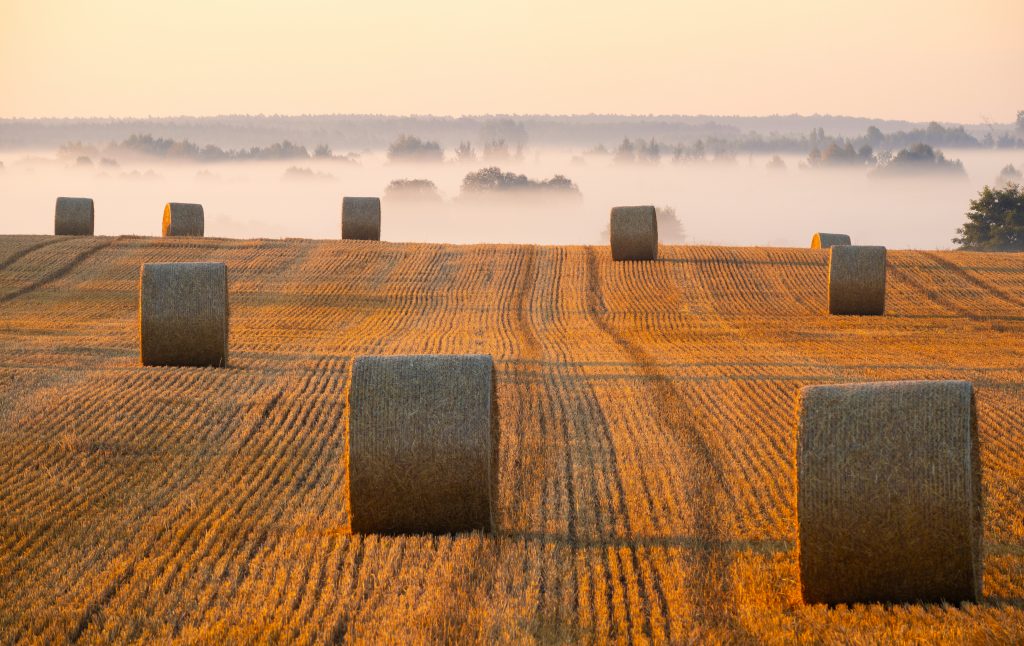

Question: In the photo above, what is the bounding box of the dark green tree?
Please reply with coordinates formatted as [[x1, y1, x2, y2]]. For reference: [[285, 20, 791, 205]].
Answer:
[[953, 183, 1024, 250]]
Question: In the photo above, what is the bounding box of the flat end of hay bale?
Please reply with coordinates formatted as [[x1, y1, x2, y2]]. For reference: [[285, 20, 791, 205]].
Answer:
[[827, 245, 886, 315], [139, 262, 228, 367], [54, 197, 95, 235], [346, 354, 496, 535], [162, 203, 205, 237], [811, 232, 851, 249], [610, 205, 658, 261], [796, 380, 982, 605], [341, 197, 382, 241]]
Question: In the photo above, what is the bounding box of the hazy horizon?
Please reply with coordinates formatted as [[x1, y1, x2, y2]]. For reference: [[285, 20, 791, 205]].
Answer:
[[2, 147, 1019, 249]]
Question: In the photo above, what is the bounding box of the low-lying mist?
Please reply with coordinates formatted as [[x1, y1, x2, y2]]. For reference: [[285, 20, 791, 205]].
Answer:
[[0, 149, 1018, 249]]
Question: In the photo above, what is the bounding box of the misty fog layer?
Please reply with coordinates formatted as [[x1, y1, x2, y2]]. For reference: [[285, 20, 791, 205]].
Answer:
[[0, 149, 1018, 249]]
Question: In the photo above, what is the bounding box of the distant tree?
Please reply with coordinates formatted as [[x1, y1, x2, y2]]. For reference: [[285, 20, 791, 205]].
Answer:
[[872, 143, 965, 176], [691, 140, 705, 161], [387, 135, 443, 163], [997, 164, 1023, 186], [766, 155, 786, 170], [483, 139, 514, 162], [460, 167, 580, 196], [1017, 110, 1024, 133], [614, 138, 636, 164], [58, 141, 98, 159], [480, 119, 528, 149], [454, 141, 476, 163], [865, 126, 884, 148], [656, 206, 686, 243], [111, 134, 308, 161], [282, 166, 333, 181], [76, 156, 93, 166], [313, 144, 332, 158], [637, 138, 661, 163], [818, 142, 861, 166], [99, 157, 119, 167], [953, 183, 1024, 250], [384, 178, 442, 201]]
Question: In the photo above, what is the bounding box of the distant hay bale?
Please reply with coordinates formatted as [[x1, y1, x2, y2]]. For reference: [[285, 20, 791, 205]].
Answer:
[[610, 205, 658, 261], [162, 203, 205, 237], [346, 354, 496, 535], [341, 197, 381, 240], [811, 232, 851, 248], [54, 197, 94, 235], [139, 262, 228, 367], [828, 245, 886, 315], [796, 380, 982, 604]]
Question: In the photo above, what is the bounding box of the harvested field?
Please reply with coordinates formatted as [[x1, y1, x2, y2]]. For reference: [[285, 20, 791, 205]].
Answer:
[[0, 234, 1022, 643]]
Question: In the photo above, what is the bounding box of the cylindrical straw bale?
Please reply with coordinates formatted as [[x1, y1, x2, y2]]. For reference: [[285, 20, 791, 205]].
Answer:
[[54, 197, 95, 235], [828, 245, 886, 315], [796, 380, 982, 605], [139, 262, 228, 367], [341, 197, 382, 240], [811, 232, 851, 248], [610, 205, 658, 261], [346, 354, 496, 535], [162, 203, 205, 237]]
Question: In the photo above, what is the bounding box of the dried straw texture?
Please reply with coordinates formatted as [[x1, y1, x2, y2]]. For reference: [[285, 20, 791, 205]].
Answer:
[[346, 354, 496, 535], [138, 262, 228, 367], [796, 380, 982, 605], [54, 197, 94, 235], [341, 197, 382, 240], [811, 232, 851, 248], [162, 203, 205, 237], [610, 205, 658, 261], [828, 245, 886, 315]]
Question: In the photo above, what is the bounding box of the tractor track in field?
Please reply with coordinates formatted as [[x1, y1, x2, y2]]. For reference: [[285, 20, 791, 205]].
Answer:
[[0, 237, 67, 273], [889, 264, 984, 321], [922, 251, 1024, 311], [583, 247, 754, 639], [0, 236, 122, 305]]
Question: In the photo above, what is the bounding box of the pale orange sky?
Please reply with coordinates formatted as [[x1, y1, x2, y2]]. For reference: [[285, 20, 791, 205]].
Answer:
[[1, 0, 1021, 122]]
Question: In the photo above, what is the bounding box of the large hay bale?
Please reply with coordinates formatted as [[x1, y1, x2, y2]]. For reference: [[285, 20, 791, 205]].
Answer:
[[162, 203, 205, 237], [610, 205, 658, 261], [828, 245, 886, 315], [139, 262, 228, 367], [796, 380, 982, 605], [341, 197, 382, 240], [54, 197, 95, 235], [346, 354, 496, 535], [811, 232, 851, 248]]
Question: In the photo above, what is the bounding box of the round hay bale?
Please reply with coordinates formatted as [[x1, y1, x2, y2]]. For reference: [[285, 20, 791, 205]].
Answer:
[[828, 245, 886, 315], [796, 380, 982, 605], [341, 197, 382, 240], [610, 205, 658, 261], [139, 262, 228, 367], [811, 232, 851, 248], [162, 203, 205, 237], [54, 197, 95, 235], [346, 354, 496, 535]]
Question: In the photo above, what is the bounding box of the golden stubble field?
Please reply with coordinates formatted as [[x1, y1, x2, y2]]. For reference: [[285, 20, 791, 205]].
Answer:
[[0, 234, 1022, 643]]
